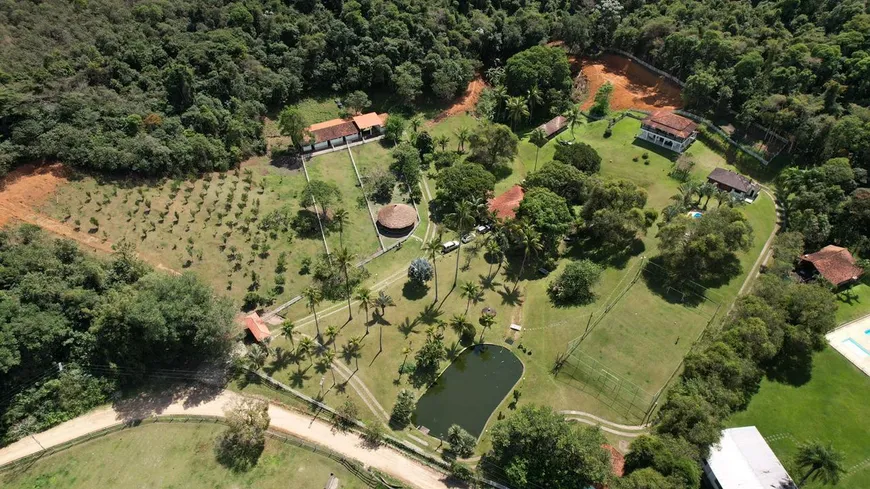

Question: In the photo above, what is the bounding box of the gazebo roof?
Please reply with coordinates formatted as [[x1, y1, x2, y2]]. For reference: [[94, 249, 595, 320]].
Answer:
[[802, 245, 863, 286], [377, 203, 417, 229]]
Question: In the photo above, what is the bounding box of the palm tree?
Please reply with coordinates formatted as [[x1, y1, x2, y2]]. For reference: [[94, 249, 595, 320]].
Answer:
[[529, 128, 548, 172], [321, 349, 337, 384], [448, 201, 475, 287], [527, 85, 543, 119], [325, 325, 339, 351], [302, 286, 323, 339], [410, 115, 423, 133], [280, 320, 297, 347], [333, 208, 349, 246], [713, 190, 728, 208], [455, 127, 471, 152], [513, 220, 542, 291], [400, 343, 413, 374], [564, 105, 582, 139], [697, 182, 717, 209], [485, 238, 503, 280], [435, 135, 450, 152], [449, 314, 474, 340], [354, 286, 373, 326], [298, 336, 315, 364], [478, 313, 495, 343], [374, 290, 395, 316], [422, 236, 442, 303], [795, 441, 846, 486], [506, 96, 530, 129], [334, 247, 356, 321], [343, 336, 364, 372], [247, 344, 268, 370], [460, 281, 483, 313], [492, 85, 508, 119]]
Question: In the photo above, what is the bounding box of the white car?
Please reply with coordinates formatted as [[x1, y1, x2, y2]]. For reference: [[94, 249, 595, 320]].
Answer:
[[441, 240, 460, 253], [476, 224, 491, 234], [461, 233, 476, 244]]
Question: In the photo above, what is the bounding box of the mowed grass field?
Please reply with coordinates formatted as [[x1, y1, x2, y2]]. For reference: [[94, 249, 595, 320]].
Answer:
[[0, 423, 370, 489], [727, 347, 870, 489]]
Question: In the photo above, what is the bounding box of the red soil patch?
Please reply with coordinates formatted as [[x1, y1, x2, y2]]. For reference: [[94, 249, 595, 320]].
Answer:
[[580, 53, 683, 111], [604, 444, 626, 477], [429, 75, 486, 125], [488, 185, 525, 220]]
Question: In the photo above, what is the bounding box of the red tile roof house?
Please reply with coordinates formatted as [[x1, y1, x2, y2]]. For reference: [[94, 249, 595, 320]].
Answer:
[[300, 112, 388, 153], [707, 167, 760, 201], [798, 245, 864, 289], [241, 312, 272, 343], [537, 115, 568, 139], [637, 110, 698, 153]]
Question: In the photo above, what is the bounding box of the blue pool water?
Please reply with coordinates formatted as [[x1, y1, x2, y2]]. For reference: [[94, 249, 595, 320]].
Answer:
[[843, 338, 870, 358], [690, 212, 703, 219], [865, 328, 870, 335]]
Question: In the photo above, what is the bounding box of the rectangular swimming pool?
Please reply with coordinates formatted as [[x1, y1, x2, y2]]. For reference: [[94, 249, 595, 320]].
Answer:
[[842, 338, 870, 359]]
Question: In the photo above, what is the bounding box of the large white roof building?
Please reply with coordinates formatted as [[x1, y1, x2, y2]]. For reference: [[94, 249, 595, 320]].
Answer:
[[703, 426, 796, 489]]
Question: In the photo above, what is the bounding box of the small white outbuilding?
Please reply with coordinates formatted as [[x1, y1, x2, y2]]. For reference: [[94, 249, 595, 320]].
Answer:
[[703, 426, 796, 489]]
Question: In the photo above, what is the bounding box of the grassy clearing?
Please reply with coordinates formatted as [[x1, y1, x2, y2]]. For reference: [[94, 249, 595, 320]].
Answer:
[[727, 347, 870, 489], [835, 283, 870, 324], [0, 423, 369, 489]]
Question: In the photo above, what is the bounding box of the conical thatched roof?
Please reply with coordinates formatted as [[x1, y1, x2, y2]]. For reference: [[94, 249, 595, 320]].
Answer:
[[377, 203, 416, 230]]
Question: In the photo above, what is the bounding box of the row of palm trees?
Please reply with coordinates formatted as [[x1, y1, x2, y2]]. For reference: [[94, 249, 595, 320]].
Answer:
[[661, 180, 745, 222]]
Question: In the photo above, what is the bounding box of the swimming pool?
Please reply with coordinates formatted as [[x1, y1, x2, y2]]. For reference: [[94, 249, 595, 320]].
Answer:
[[843, 338, 870, 359], [687, 211, 703, 219]]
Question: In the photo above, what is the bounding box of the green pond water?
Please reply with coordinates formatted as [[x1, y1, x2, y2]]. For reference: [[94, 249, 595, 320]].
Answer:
[[413, 345, 523, 439]]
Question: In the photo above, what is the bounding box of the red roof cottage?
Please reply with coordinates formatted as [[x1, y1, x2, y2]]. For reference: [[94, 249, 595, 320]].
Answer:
[[637, 110, 698, 153], [798, 245, 863, 288]]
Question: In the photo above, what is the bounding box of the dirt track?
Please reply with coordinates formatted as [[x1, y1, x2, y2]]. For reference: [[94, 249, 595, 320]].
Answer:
[[429, 75, 485, 125], [0, 391, 456, 489], [580, 53, 682, 111]]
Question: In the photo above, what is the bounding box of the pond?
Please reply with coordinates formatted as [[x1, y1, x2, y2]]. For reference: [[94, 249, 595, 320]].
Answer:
[[413, 344, 523, 439]]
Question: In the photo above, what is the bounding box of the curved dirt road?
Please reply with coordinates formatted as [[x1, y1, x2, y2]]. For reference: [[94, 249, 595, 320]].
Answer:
[[0, 391, 455, 489]]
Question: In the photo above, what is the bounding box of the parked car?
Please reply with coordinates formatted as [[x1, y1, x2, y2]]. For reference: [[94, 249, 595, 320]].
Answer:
[[476, 224, 491, 234], [441, 240, 460, 253], [461, 233, 476, 244], [335, 98, 343, 108], [557, 140, 574, 146], [538, 267, 550, 276]]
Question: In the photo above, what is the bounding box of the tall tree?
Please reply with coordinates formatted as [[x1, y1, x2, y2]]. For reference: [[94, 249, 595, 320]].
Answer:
[[334, 247, 357, 321], [422, 236, 443, 303], [278, 106, 309, 150], [354, 286, 373, 327], [333, 208, 349, 246], [529, 128, 548, 172], [303, 286, 324, 339], [448, 201, 476, 287], [506, 96, 530, 129], [795, 441, 846, 486]]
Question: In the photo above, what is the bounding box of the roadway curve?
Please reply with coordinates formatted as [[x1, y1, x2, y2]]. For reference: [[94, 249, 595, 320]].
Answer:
[[0, 391, 454, 489]]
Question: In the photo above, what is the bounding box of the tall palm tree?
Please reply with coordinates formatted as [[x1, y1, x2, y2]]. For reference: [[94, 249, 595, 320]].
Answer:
[[795, 441, 846, 486], [564, 105, 582, 139], [422, 236, 442, 303], [713, 190, 728, 208], [448, 201, 475, 287], [485, 238, 503, 280], [280, 320, 297, 347], [334, 247, 356, 321], [513, 220, 542, 291], [697, 182, 716, 209], [455, 127, 471, 152], [247, 344, 268, 370], [400, 343, 413, 374], [478, 313, 495, 343], [506, 96, 530, 129], [354, 286, 373, 326], [460, 281, 483, 313], [298, 336, 315, 365], [449, 314, 474, 340], [529, 128, 548, 172], [333, 208, 349, 246], [374, 290, 395, 317], [321, 349, 337, 384], [492, 85, 508, 119], [302, 286, 323, 339], [527, 85, 543, 119], [435, 135, 450, 152], [324, 325, 339, 351], [410, 115, 423, 133], [343, 336, 364, 371]]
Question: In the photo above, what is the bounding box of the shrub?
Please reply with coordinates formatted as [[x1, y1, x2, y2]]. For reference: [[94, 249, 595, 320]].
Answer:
[[547, 259, 602, 304], [447, 424, 477, 459], [408, 258, 434, 284], [641, 152, 649, 160], [390, 389, 417, 428]]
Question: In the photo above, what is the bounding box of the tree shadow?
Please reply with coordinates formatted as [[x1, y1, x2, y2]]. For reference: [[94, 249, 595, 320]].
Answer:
[[263, 346, 295, 375], [113, 382, 224, 422], [642, 255, 740, 307], [402, 281, 429, 301], [289, 366, 312, 388], [399, 316, 420, 336], [763, 351, 813, 387], [566, 236, 645, 269], [417, 303, 443, 326], [497, 285, 524, 307]]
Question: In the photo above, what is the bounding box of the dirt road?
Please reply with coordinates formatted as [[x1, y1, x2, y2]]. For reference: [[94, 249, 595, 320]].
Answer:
[[429, 76, 485, 125], [0, 391, 455, 489]]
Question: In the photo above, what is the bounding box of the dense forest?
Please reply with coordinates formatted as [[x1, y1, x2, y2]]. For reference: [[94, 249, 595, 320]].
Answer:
[[0, 226, 236, 445], [3, 0, 870, 177]]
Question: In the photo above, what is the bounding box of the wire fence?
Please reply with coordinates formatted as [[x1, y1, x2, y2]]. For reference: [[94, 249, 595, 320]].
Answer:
[[556, 259, 722, 423]]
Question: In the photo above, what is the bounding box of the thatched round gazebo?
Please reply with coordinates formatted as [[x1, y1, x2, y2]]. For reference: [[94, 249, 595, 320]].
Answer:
[[376, 203, 417, 236]]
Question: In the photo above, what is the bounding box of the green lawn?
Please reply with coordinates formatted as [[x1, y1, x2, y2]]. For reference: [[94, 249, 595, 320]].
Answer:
[[835, 283, 870, 324], [1, 423, 370, 489], [727, 347, 870, 488]]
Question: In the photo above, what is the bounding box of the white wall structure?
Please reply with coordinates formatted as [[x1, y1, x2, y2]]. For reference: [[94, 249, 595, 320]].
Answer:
[[703, 426, 796, 489]]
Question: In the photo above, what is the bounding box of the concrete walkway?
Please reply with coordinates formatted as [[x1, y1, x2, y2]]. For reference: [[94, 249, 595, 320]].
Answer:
[[0, 391, 456, 489]]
